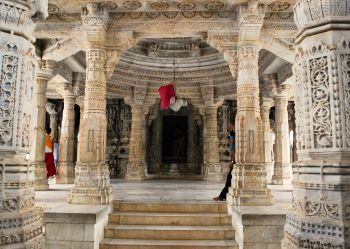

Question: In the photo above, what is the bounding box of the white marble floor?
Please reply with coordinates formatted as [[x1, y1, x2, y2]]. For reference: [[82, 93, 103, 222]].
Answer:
[[36, 178, 293, 211]]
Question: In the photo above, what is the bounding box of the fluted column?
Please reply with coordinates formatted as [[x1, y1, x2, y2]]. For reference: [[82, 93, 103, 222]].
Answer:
[[271, 95, 291, 185], [284, 1, 350, 247], [32, 62, 53, 191], [0, 1, 47, 247], [69, 3, 112, 204], [261, 99, 273, 184], [202, 105, 222, 181], [125, 105, 146, 181], [56, 95, 76, 184]]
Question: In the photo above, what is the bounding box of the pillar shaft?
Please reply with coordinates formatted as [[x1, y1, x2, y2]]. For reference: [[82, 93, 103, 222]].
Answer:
[[49, 113, 58, 142], [272, 96, 291, 185], [228, 44, 272, 206], [32, 76, 50, 190], [69, 47, 112, 204], [0, 1, 44, 246], [57, 95, 76, 184], [125, 105, 146, 181], [261, 103, 273, 184], [284, 1, 350, 247], [203, 106, 222, 181]]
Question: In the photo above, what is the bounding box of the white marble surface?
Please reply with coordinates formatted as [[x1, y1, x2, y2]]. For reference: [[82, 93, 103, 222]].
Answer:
[[37, 179, 292, 209]]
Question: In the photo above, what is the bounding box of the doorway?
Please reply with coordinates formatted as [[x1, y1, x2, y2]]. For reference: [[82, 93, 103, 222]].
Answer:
[[162, 116, 188, 163]]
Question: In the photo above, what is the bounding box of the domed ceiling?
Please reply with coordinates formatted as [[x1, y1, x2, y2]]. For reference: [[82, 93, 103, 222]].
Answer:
[[108, 37, 236, 105]]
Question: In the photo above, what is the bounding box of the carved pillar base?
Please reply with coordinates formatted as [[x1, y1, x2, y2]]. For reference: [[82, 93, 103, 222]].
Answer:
[[228, 163, 273, 206], [33, 162, 49, 190], [271, 162, 291, 185], [202, 163, 223, 181], [56, 162, 75, 184], [125, 161, 146, 181], [68, 162, 112, 204]]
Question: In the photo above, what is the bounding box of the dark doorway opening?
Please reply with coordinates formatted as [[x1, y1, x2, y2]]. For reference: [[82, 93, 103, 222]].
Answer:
[[162, 116, 188, 163]]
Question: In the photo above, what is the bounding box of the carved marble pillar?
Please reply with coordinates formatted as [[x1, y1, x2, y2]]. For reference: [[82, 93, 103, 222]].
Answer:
[[46, 102, 58, 142], [226, 44, 272, 206], [69, 3, 112, 204], [271, 95, 291, 185], [125, 105, 146, 181], [202, 105, 223, 181], [284, 1, 350, 247], [32, 62, 53, 191], [261, 99, 273, 184], [56, 95, 76, 184], [0, 1, 46, 247]]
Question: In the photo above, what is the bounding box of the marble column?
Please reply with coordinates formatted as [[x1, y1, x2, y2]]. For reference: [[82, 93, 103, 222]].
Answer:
[[125, 105, 146, 181], [0, 1, 46, 247], [202, 105, 222, 181], [69, 3, 112, 204], [56, 95, 76, 184], [261, 99, 273, 184], [284, 1, 350, 247], [227, 44, 272, 206], [32, 62, 53, 191], [271, 95, 291, 185], [49, 112, 58, 142]]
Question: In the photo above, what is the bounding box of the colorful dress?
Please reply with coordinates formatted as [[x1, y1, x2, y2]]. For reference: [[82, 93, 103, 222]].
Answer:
[[45, 134, 56, 178]]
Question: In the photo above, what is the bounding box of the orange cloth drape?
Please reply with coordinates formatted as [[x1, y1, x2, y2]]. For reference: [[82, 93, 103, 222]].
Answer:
[[45, 134, 53, 151]]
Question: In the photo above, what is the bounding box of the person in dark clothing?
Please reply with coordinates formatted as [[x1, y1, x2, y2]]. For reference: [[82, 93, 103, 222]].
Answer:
[[213, 163, 233, 201], [213, 123, 235, 201]]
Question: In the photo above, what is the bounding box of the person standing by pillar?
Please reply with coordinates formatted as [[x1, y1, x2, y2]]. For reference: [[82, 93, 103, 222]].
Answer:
[[45, 128, 56, 178]]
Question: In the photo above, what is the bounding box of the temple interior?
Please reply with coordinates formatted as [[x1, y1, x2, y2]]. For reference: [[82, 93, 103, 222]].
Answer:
[[0, 0, 349, 249]]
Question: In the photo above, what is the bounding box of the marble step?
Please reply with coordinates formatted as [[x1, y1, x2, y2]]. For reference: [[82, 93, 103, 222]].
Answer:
[[100, 238, 238, 249], [113, 201, 227, 213], [109, 212, 231, 226], [105, 224, 235, 240]]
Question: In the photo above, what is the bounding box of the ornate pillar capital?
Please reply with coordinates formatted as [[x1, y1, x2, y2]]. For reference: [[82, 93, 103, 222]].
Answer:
[[238, 1, 265, 42], [294, 0, 349, 31], [37, 60, 55, 81]]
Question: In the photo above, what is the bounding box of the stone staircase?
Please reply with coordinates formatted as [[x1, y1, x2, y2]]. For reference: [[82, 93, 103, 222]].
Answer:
[[100, 201, 238, 249]]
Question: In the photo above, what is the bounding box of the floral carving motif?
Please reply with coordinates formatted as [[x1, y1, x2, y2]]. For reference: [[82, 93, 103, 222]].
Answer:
[[340, 52, 350, 145], [0, 51, 18, 147], [150, 1, 169, 11], [268, 1, 290, 11], [310, 57, 332, 148], [294, 0, 348, 29], [177, 1, 196, 11], [205, 1, 225, 11], [123, 1, 142, 10], [48, 3, 59, 14]]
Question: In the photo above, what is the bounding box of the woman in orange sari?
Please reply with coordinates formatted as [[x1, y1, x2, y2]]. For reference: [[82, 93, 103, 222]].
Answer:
[[45, 128, 56, 178]]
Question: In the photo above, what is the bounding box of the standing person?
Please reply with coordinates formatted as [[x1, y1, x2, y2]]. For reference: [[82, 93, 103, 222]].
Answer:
[[45, 128, 56, 178], [213, 123, 235, 201], [228, 123, 235, 163]]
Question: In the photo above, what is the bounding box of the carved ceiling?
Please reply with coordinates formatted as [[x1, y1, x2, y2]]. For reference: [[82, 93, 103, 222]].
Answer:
[[41, 0, 296, 103], [47, 0, 295, 14]]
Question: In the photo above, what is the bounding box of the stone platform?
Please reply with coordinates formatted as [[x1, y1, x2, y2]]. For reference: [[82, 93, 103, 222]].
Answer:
[[37, 179, 292, 249]]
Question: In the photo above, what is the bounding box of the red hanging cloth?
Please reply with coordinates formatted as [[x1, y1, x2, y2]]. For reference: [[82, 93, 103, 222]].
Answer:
[[158, 83, 176, 110]]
